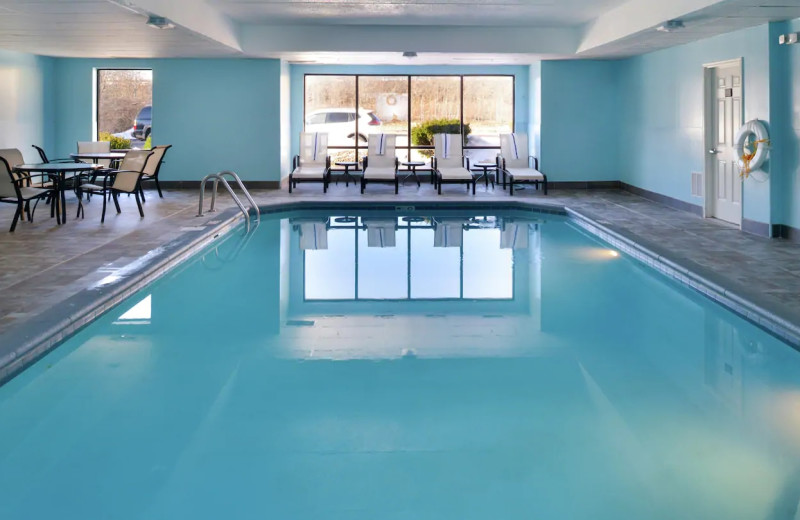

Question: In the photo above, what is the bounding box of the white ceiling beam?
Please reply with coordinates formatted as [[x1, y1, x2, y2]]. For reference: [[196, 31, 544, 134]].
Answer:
[[577, 0, 727, 54], [117, 0, 243, 52], [240, 24, 580, 56]]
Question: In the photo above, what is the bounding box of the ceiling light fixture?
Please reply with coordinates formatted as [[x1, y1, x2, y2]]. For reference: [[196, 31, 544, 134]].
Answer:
[[656, 20, 685, 33], [146, 15, 175, 29], [402, 51, 418, 58]]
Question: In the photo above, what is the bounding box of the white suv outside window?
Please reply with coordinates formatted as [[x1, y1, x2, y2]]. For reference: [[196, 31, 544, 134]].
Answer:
[[304, 108, 382, 146]]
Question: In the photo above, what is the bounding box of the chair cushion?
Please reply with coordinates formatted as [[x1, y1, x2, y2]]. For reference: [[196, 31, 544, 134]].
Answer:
[[438, 167, 473, 180], [18, 187, 51, 200], [292, 167, 326, 179], [507, 168, 544, 181], [364, 167, 396, 180]]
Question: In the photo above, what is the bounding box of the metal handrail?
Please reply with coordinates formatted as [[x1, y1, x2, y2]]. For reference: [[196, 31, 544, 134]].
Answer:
[[198, 171, 260, 232]]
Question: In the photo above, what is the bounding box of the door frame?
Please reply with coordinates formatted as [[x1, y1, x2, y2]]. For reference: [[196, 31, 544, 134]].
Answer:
[[702, 57, 743, 226]]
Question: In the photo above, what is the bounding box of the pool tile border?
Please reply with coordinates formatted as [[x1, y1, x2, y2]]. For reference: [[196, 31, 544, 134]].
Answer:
[[2, 198, 799, 385], [567, 208, 800, 347]]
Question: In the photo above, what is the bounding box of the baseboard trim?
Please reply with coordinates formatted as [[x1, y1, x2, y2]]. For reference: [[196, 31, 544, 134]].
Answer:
[[774, 224, 800, 242], [620, 182, 704, 217], [548, 180, 622, 189], [740, 218, 772, 238]]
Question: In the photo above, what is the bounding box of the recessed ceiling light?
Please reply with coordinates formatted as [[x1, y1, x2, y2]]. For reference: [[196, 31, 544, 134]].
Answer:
[[402, 51, 418, 58], [656, 20, 685, 32], [146, 15, 175, 29]]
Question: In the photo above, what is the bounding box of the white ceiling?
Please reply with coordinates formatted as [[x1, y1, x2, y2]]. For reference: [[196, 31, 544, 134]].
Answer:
[[0, 0, 798, 62], [0, 0, 238, 57], [210, 0, 627, 27]]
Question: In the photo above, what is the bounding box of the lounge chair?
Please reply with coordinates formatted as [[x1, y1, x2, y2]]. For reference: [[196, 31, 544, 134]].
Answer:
[[499, 133, 547, 195], [433, 133, 475, 195], [433, 218, 466, 247], [364, 218, 397, 247], [290, 132, 330, 193], [139, 145, 171, 200], [0, 148, 56, 232], [76, 150, 153, 222], [361, 134, 399, 194]]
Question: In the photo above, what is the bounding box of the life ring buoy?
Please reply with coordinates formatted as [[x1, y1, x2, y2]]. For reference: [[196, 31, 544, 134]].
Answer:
[[734, 119, 770, 178], [386, 94, 397, 106]]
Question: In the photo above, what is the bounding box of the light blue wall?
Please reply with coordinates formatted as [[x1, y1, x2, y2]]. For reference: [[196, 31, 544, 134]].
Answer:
[[52, 58, 282, 182], [540, 60, 624, 181], [289, 64, 529, 159], [617, 24, 772, 225], [775, 19, 800, 229], [528, 62, 541, 158], [0, 50, 54, 162]]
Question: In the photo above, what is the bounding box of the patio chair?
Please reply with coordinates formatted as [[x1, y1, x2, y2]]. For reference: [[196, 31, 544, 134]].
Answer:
[[363, 218, 397, 248], [0, 148, 56, 232], [32, 145, 75, 164], [433, 133, 475, 195], [499, 133, 547, 195], [433, 218, 466, 247], [290, 133, 330, 193], [76, 150, 153, 223], [361, 134, 399, 194], [77, 141, 113, 168], [139, 144, 171, 200]]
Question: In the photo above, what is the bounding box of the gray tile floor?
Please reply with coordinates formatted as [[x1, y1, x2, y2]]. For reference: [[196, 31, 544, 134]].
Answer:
[[2, 180, 800, 342]]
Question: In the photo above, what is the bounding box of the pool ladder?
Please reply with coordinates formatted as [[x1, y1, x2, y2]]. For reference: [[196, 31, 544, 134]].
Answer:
[[198, 171, 260, 232]]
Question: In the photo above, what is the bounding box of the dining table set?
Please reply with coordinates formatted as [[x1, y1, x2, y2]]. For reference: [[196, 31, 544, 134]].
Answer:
[[12, 152, 126, 224]]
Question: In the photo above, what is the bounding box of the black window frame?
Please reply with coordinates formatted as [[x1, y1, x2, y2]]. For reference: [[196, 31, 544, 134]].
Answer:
[[303, 73, 516, 165]]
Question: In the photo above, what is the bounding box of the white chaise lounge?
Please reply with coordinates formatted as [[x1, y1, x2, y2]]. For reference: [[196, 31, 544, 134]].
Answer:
[[433, 133, 475, 195], [499, 133, 547, 196], [361, 134, 399, 194], [289, 132, 331, 193]]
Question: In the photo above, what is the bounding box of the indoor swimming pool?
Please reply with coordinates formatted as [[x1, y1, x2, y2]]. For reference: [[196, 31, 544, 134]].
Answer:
[[1, 209, 800, 520]]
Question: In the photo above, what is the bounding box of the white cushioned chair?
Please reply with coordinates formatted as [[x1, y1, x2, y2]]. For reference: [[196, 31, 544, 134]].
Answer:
[[290, 132, 330, 193], [499, 133, 547, 196], [361, 134, 399, 194], [77, 150, 153, 223], [433, 133, 475, 195]]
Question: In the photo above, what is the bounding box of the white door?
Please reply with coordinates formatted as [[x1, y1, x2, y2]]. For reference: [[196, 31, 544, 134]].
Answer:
[[708, 64, 742, 225]]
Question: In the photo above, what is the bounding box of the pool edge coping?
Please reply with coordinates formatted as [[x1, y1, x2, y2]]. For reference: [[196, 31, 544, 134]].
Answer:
[[2, 197, 799, 385]]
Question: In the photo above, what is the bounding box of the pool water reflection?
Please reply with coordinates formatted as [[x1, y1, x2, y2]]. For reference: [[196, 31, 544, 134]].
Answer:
[[1, 209, 800, 520]]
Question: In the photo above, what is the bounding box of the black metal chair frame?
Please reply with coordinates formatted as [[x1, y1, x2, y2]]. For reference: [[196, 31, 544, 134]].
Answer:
[[139, 144, 172, 199], [76, 151, 153, 223], [501, 156, 548, 195], [0, 156, 57, 232], [434, 156, 476, 195], [360, 156, 399, 194], [288, 155, 331, 193]]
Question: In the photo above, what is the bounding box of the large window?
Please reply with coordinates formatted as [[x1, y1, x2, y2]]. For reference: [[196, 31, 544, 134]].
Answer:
[[304, 74, 514, 165], [96, 69, 152, 148]]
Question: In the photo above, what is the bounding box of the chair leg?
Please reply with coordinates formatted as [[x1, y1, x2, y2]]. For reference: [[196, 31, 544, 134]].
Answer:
[[24, 201, 32, 222], [10, 203, 22, 232], [360, 177, 365, 194], [543, 179, 548, 195], [288, 175, 293, 193], [155, 177, 163, 198], [140, 185, 146, 203], [510, 181, 514, 196], [472, 180, 476, 195], [112, 192, 122, 213], [134, 191, 144, 217], [395, 178, 399, 194], [76, 199, 84, 219], [101, 192, 108, 223]]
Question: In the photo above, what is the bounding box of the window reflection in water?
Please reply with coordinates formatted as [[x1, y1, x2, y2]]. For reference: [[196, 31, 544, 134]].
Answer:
[[299, 215, 538, 301]]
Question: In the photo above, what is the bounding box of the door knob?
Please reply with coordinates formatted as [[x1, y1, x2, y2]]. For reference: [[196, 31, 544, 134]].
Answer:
[[708, 149, 720, 154]]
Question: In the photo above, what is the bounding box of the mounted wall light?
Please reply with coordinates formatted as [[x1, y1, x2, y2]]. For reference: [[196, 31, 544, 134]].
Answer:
[[656, 20, 685, 33], [146, 15, 175, 29]]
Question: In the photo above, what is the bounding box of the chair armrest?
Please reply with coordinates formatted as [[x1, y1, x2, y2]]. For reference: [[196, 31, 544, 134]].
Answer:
[[465, 157, 471, 170], [529, 156, 539, 170], [363, 156, 369, 169], [292, 155, 299, 170]]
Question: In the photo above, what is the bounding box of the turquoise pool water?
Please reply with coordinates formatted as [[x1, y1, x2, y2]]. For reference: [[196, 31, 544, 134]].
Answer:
[[2, 210, 800, 519]]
